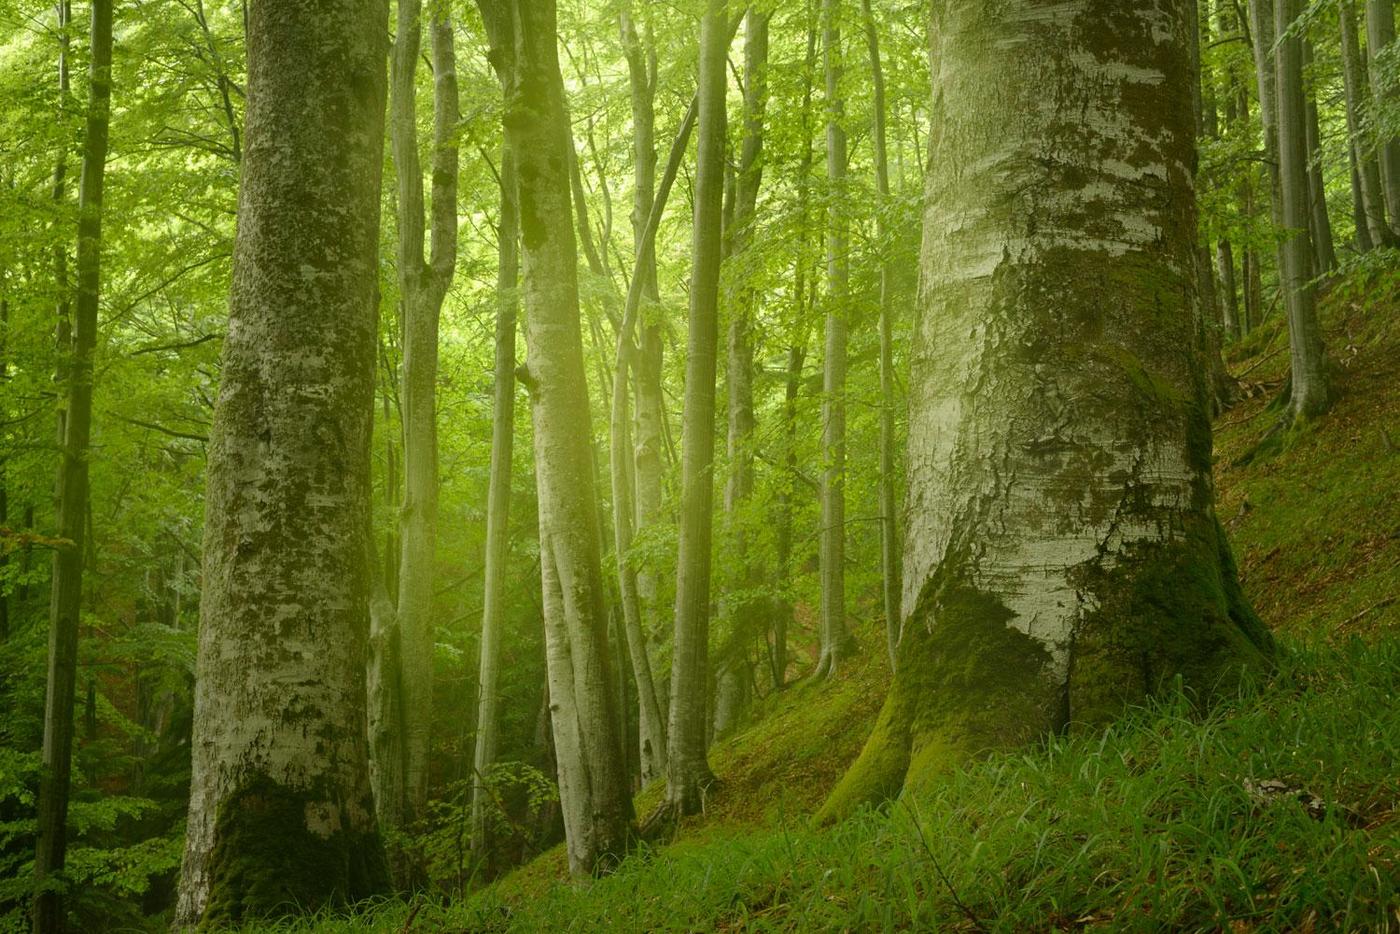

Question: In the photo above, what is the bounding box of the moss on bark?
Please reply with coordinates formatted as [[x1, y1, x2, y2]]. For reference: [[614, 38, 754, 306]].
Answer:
[[200, 773, 388, 927]]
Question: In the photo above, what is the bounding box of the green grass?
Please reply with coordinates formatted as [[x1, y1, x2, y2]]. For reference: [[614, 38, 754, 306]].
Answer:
[[235, 264, 1400, 931]]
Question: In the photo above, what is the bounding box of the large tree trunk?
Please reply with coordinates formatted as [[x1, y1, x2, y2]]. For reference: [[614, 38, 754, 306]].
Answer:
[[1302, 41, 1338, 275], [32, 0, 109, 927], [815, 0, 851, 680], [370, 0, 460, 845], [497, 0, 633, 876], [820, 0, 1274, 824], [1276, 0, 1333, 419], [470, 8, 518, 852], [174, 0, 391, 921], [861, 0, 901, 672], [1368, 0, 1400, 225], [1342, 0, 1394, 246], [666, 0, 727, 816]]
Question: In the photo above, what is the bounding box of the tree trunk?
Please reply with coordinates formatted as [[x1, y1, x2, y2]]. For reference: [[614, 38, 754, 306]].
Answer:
[[1192, 0, 1235, 412], [861, 0, 901, 672], [609, 96, 700, 788], [815, 0, 851, 680], [496, 0, 633, 876], [1217, 240, 1241, 341], [0, 297, 8, 643], [1276, 0, 1333, 419], [1302, 41, 1338, 274], [471, 53, 519, 855], [620, 6, 666, 664], [174, 0, 391, 920], [719, 8, 770, 727], [1368, 0, 1400, 225], [371, 0, 460, 845], [1342, 0, 1394, 246], [666, 0, 727, 816], [820, 0, 1274, 824], [33, 0, 110, 926]]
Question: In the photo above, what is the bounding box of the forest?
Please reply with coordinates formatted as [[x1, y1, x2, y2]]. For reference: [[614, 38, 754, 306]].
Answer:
[[0, 0, 1398, 930]]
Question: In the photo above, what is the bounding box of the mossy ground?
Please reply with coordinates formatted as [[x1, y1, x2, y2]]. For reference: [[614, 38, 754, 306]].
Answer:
[[233, 266, 1400, 930]]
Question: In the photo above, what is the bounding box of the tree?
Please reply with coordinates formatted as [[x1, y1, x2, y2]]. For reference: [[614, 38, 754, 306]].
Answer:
[[1367, 0, 1400, 224], [174, 0, 391, 919], [1302, 41, 1337, 274], [1276, 0, 1333, 419], [861, 0, 901, 672], [666, 0, 727, 816], [815, 0, 851, 680], [820, 0, 1274, 823], [369, 0, 460, 849], [1340, 0, 1394, 247], [490, 0, 633, 875], [33, 0, 111, 926]]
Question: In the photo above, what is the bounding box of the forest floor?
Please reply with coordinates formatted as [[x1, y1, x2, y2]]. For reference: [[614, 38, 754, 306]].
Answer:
[[260, 270, 1400, 931]]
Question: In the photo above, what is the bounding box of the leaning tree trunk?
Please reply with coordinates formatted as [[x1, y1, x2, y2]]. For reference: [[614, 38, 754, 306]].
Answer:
[[33, 0, 109, 927], [495, 0, 633, 876], [666, 0, 727, 816], [370, 0, 460, 846], [815, 0, 851, 681], [861, 0, 902, 673], [1342, 0, 1394, 246], [819, 0, 1274, 824], [174, 0, 391, 922], [1276, 0, 1332, 418], [1368, 0, 1400, 226]]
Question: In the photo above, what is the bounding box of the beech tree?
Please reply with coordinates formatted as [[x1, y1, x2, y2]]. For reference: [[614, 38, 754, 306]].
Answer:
[[821, 0, 1274, 822], [174, 0, 390, 920]]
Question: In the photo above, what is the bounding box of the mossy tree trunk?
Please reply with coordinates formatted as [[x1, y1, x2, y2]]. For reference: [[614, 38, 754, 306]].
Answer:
[[820, 0, 1274, 824], [1367, 0, 1400, 226], [174, 0, 391, 921], [666, 0, 727, 816], [496, 0, 634, 875], [33, 0, 110, 927], [1301, 41, 1337, 275], [1341, 0, 1394, 247]]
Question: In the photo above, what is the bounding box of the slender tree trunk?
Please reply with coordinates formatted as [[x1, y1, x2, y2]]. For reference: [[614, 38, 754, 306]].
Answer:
[[371, 0, 460, 845], [471, 117, 519, 856], [620, 7, 666, 662], [174, 0, 391, 919], [860, 0, 901, 672], [666, 0, 727, 816], [609, 97, 700, 788], [1302, 41, 1338, 274], [1217, 240, 1241, 340], [0, 296, 8, 643], [718, 8, 770, 730], [494, 0, 633, 876], [1192, 0, 1234, 412], [1276, 0, 1333, 418], [1368, 0, 1400, 225], [821, 0, 1273, 825], [1248, 0, 1286, 262], [1342, 0, 1394, 246], [815, 0, 851, 680], [33, 0, 110, 927]]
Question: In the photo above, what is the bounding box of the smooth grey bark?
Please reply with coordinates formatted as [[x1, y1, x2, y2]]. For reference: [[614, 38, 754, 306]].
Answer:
[[1276, 0, 1333, 418], [1217, 240, 1241, 340], [822, 0, 1272, 823], [370, 0, 460, 847], [718, 8, 770, 732], [666, 0, 727, 816], [861, 0, 901, 672], [174, 0, 391, 920], [1342, 0, 1394, 246], [33, 0, 108, 927], [496, 0, 633, 876], [1368, 0, 1400, 224], [471, 6, 518, 852], [814, 0, 851, 681], [1191, 0, 1234, 412], [1302, 41, 1338, 274], [1248, 0, 1286, 242], [610, 96, 700, 788]]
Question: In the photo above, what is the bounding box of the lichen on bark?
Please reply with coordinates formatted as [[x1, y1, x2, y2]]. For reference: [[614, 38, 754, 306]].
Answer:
[[819, 0, 1273, 824]]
